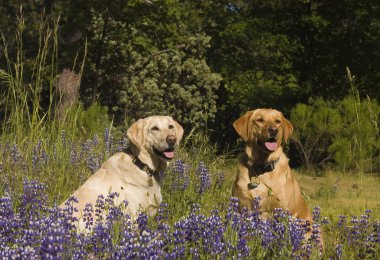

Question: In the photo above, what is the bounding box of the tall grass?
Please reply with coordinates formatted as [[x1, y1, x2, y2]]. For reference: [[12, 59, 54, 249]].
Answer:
[[0, 7, 104, 201], [0, 7, 90, 145], [346, 67, 365, 184]]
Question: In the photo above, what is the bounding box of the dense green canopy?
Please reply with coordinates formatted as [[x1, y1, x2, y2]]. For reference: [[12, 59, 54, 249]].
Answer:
[[0, 0, 379, 170]]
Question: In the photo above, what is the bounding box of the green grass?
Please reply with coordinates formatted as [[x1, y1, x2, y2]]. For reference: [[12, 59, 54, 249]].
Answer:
[[0, 122, 379, 258]]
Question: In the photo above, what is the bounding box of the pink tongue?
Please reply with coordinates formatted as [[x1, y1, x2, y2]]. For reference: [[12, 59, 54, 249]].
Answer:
[[264, 142, 278, 151], [163, 151, 175, 159]]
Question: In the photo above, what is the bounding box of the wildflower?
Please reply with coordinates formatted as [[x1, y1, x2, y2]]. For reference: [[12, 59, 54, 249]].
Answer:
[[87, 154, 100, 172], [136, 212, 149, 232], [156, 202, 170, 224], [10, 144, 20, 163], [196, 161, 211, 194], [93, 134, 99, 146], [172, 159, 190, 191], [215, 171, 225, 188], [336, 243, 343, 259], [225, 197, 240, 229], [312, 206, 321, 223], [104, 128, 111, 154]]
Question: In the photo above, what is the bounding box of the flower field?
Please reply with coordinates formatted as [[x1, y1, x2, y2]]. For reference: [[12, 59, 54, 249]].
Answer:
[[0, 129, 379, 259]]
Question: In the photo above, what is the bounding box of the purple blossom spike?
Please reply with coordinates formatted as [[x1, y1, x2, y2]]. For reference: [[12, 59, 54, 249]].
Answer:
[[172, 159, 190, 191], [196, 161, 211, 194]]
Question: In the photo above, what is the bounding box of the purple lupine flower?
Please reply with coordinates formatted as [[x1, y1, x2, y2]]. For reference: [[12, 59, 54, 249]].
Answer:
[[349, 215, 360, 244], [309, 223, 322, 246], [172, 159, 190, 191], [0, 192, 20, 246], [82, 139, 93, 154], [215, 171, 225, 188], [166, 245, 186, 259], [83, 203, 94, 230], [61, 196, 79, 232], [321, 217, 330, 225], [20, 180, 48, 221], [337, 214, 346, 227], [336, 243, 343, 259], [40, 215, 68, 258], [104, 128, 111, 154], [10, 144, 20, 163], [31, 140, 45, 168], [87, 154, 100, 172], [91, 221, 112, 256], [202, 210, 226, 255], [93, 134, 99, 146], [31, 144, 39, 169], [89, 194, 122, 257], [196, 161, 211, 194], [225, 197, 241, 229], [70, 144, 79, 164], [156, 202, 170, 224], [134, 230, 164, 259], [312, 206, 321, 223], [189, 247, 200, 259], [61, 130, 67, 147], [136, 212, 149, 232], [94, 195, 105, 224], [289, 217, 306, 255]]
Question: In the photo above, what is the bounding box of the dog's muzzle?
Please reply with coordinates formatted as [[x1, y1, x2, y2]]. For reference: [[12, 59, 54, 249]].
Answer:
[[153, 135, 177, 160]]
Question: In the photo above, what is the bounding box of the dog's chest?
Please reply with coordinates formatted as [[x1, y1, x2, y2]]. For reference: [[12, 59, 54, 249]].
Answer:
[[118, 168, 162, 217], [101, 155, 163, 217]]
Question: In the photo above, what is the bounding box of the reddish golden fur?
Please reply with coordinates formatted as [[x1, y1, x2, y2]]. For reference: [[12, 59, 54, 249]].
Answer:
[[232, 109, 311, 220]]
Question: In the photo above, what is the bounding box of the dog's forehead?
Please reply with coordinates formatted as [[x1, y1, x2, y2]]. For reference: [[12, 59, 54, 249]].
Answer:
[[145, 116, 173, 128], [252, 109, 282, 119]]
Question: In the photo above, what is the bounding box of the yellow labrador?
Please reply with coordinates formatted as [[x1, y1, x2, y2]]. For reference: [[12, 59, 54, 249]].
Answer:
[[232, 109, 311, 221], [60, 115, 183, 229]]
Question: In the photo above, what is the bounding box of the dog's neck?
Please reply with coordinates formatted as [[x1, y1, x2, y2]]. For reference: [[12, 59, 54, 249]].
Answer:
[[245, 143, 283, 168], [127, 145, 168, 173]]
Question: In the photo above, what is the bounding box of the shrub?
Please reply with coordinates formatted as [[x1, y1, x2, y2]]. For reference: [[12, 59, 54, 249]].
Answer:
[[329, 96, 380, 173], [291, 97, 380, 173], [115, 35, 221, 127], [290, 98, 341, 171]]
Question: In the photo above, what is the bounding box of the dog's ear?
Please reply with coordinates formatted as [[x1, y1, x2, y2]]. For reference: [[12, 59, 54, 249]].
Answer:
[[282, 116, 294, 143], [127, 119, 146, 150], [173, 120, 184, 144], [233, 111, 253, 142]]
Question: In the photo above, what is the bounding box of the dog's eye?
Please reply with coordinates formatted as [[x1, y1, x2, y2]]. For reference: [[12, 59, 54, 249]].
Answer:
[[256, 118, 264, 123], [275, 119, 281, 124], [168, 125, 174, 129], [151, 126, 159, 131]]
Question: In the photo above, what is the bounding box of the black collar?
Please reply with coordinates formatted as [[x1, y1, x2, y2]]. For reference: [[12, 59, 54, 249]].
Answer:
[[249, 157, 280, 177], [125, 149, 158, 177]]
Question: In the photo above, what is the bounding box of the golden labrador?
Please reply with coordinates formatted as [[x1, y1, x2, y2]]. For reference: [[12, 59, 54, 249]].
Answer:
[[232, 108, 312, 221], [60, 115, 183, 229]]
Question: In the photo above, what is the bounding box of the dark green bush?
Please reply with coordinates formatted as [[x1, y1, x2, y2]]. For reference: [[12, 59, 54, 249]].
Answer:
[[291, 97, 380, 173], [116, 35, 221, 126]]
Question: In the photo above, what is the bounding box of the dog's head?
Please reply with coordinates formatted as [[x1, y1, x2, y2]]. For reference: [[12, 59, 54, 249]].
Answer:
[[127, 116, 184, 162], [233, 109, 293, 153]]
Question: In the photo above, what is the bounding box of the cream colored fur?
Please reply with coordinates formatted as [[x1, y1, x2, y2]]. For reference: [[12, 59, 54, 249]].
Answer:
[[60, 115, 183, 229]]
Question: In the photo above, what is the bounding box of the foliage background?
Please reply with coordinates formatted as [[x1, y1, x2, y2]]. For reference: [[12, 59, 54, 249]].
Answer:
[[0, 0, 379, 172]]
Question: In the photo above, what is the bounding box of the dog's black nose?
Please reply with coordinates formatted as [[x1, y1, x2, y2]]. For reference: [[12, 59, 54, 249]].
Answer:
[[166, 135, 177, 146], [268, 126, 278, 137]]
